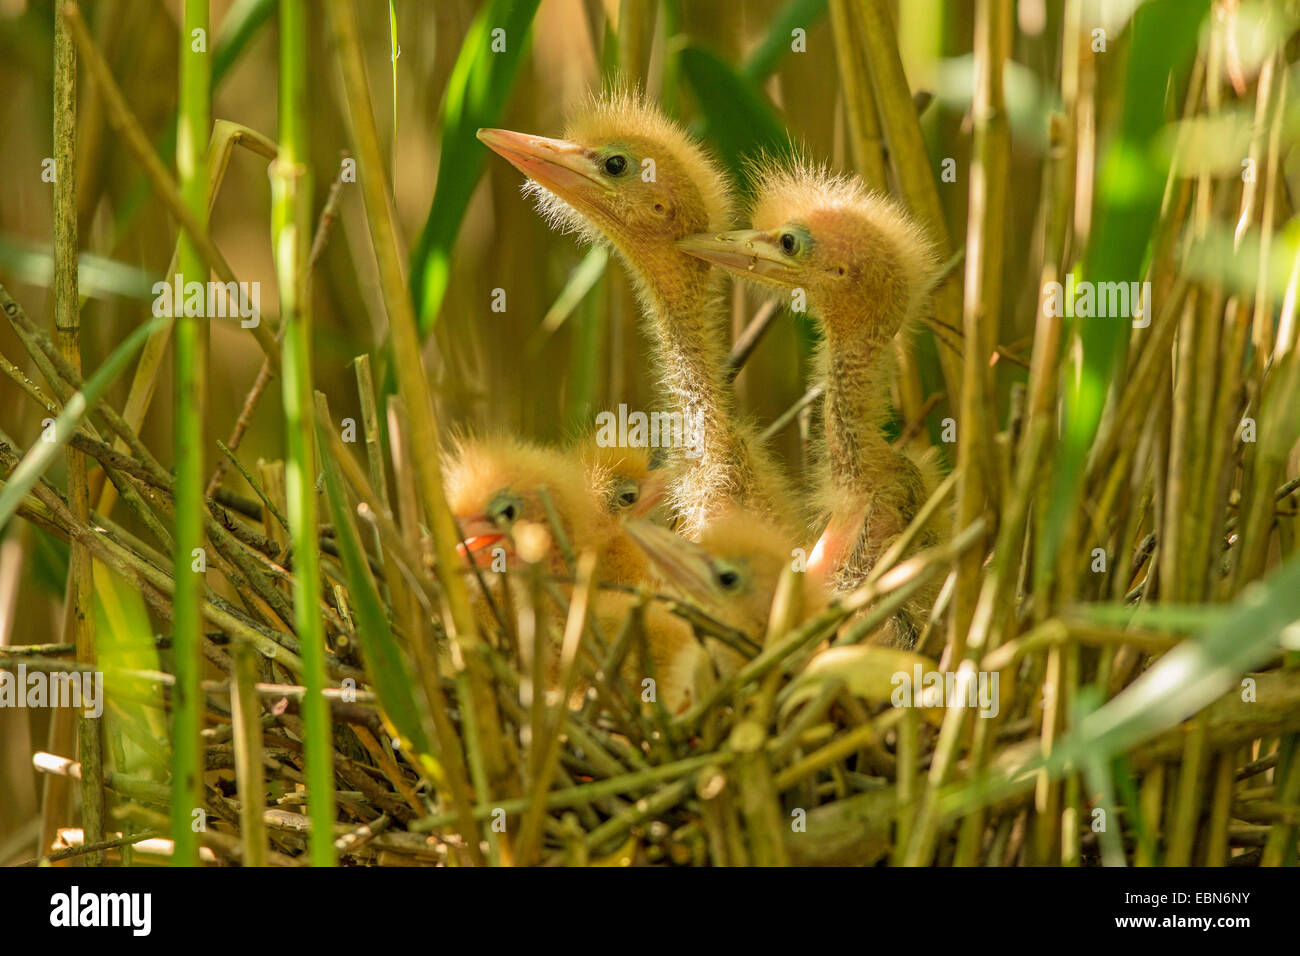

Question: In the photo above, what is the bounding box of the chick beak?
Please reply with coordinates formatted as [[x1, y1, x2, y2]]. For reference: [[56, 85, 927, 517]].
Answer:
[[477, 128, 610, 203], [628, 481, 666, 520], [624, 520, 720, 608], [455, 515, 511, 569], [617, 474, 666, 521], [676, 230, 799, 284]]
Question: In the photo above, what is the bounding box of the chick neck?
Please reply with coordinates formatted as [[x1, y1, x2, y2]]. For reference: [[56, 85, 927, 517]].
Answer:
[[625, 242, 775, 536], [814, 303, 901, 495], [807, 295, 916, 587]]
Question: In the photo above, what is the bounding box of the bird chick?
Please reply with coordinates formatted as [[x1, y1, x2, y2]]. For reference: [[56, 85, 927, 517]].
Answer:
[[626, 509, 828, 675], [478, 90, 799, 540], [678, 160, 944, 647], [577, 440, 713, 713], [443, 434, 704, 711], [578, 439, 667, 521], [443, 434, 606, 580], [576, 439, 669, 584]]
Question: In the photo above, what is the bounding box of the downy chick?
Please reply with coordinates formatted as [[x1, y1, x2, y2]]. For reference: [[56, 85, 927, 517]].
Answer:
[[678, 160, 944, 647], [478, 91, 799, 539]]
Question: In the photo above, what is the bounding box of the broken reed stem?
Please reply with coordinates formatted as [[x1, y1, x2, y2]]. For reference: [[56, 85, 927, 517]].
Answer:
[[53, 0, 105, 867], [60, 2, 280, 370], [15, 828, 166, 868], [231, 641, 268, 868], [275, 0, 334, 867], [170, 0, 211, 868]]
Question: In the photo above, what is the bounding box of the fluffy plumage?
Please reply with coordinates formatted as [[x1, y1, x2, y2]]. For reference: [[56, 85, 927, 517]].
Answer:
[[747, 156, 938, 328], [679, 158, 945, 647], [489, 91, 800, 539], [526, 88, 733, 242], [442, 433, 602, 577], [756, 162, 945, 645], [629, 508, 828, 677], [576, 438, 666, 585], [442, 433, 706, 710], [577, 439, 665, 519], [691, 509, 828, 640]]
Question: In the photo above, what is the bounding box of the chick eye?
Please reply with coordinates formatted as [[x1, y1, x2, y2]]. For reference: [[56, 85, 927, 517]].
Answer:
[[488, 492, 523, 526], [604, 154, 628, 176], [714, 562, 743, 592], [613, 478, 640, 510], [780, 232, 798, 255]]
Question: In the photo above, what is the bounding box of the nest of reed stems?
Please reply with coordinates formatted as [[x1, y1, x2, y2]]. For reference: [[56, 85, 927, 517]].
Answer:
[[2, 0, 1300, 868]]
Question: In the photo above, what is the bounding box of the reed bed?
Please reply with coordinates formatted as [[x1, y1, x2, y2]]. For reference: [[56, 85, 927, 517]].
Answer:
[[0, 0, 1298, 868]]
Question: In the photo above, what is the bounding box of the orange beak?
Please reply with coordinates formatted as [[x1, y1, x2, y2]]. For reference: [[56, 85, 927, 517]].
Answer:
[[676, 230, 801, 285], [477, 128, 613, 208], [629, 479, 667, 520], [455, 515, 512, 569], [624, 520, 721, 608]]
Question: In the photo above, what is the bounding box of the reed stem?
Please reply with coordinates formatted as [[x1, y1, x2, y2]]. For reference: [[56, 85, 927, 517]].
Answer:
[[274, 0, 335, 867], [54, 0, 105, 866], [170, 0, 211, 868]]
